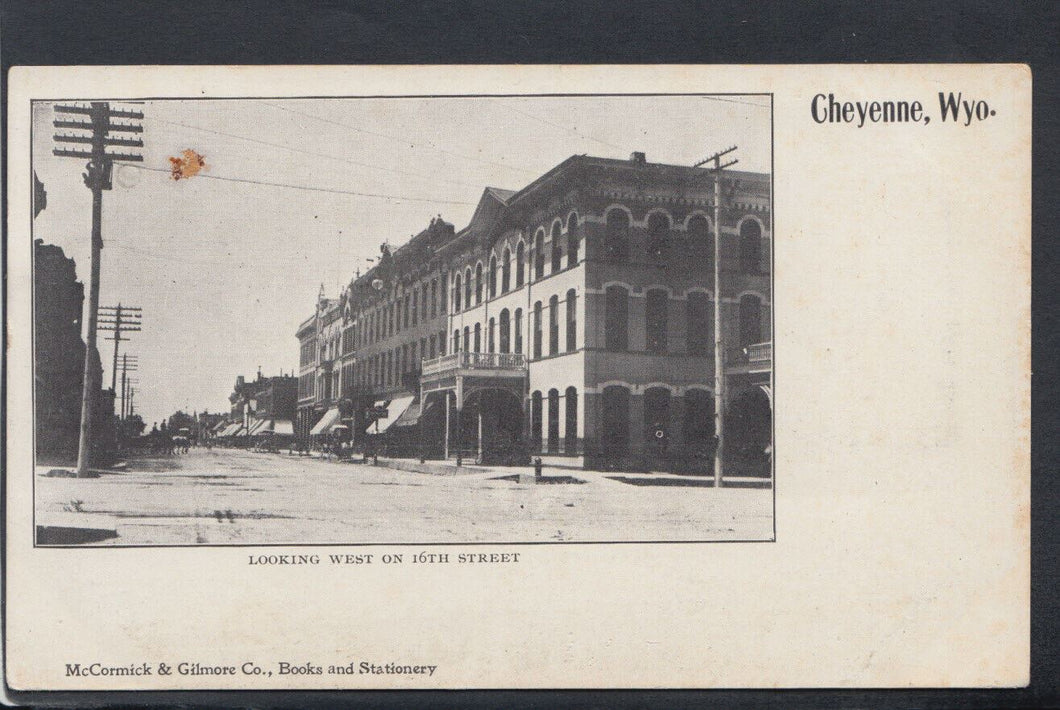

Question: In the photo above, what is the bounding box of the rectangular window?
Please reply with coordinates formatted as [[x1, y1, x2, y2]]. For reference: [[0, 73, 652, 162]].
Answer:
[[548, 296, 559, 355], [687, 292, 711, 356], [646, 289, 669, 353], [605, 287, 629, 352], [533, 302, 543, 359]]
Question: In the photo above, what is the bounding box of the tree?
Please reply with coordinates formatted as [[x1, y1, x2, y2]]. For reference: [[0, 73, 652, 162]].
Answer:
[[121, 414, 146, 438], [167, 410, 195, 432]]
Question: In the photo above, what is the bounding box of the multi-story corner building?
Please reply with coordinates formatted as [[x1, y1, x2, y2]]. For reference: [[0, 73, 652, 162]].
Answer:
[[297, 152, 772, 473]]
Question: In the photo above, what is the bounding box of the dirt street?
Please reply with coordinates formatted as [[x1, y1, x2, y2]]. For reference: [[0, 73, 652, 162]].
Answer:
[[35, 447, 773, 545]]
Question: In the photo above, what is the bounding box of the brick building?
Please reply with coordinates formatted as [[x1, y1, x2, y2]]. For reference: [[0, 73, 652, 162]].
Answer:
[[297, 153, 771, 472], [224, 371, 297, 440]]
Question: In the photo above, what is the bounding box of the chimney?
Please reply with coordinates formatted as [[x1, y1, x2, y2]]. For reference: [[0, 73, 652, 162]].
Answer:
[[630, 151, 646, 165]]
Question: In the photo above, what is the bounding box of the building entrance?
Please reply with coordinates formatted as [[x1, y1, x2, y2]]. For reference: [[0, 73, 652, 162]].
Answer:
[[727, 387, 772, 477]]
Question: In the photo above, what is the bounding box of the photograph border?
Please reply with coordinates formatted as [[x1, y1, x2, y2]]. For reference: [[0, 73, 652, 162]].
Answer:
[[28, 91, 777, 549]]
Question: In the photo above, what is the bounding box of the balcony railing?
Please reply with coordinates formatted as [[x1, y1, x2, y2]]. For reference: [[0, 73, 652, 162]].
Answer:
[[746, 341, 771, 362], [421, 351, 528, 377]]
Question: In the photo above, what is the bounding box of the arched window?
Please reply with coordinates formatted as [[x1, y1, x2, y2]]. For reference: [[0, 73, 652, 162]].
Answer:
[[564, 386, 578, 453], [488, 317, 495, 353], [605, 208, 630, 262], [488, 255, 497, 298], [532, 301, 543, 359], [514, 308, 524, 353], [547, 388, 560, 453], [567, 212, 579, 268], [565, 288, 576, 352], [644, 387, 671, 452], [739, 295, 762, 348], [531, 391, 543, 452], [429, 334, 436, 359], [647, 212, 670, 261], [438, 329, 446, 355], [475, 262, 483, 305], [439, 278, 447, 315], [453, 329, 461, 353], [516, 242, 526, 287], [502, 247, 512, 293], [548, 295, 559, 355], [551, 222, 563, 273], [464, 267, 472, 307], [687, 292, 711, 356], [453, 274, 462, 312], [683, 389, 715, 459], [646, 288, 669, 353], [473, 322, 481, 353], [602, 386, 630, 456], [688, 215, 711, 265], [499, 308, 511, 354], [533, 230, 545, 280], [411, 291, 418, 326], [740, 220, 763, 273], [605, 285, 629, 352], [430, 279, 437, 318]]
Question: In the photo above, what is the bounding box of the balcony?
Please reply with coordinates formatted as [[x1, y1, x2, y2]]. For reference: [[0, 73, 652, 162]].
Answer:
[[417, 351, 525, 392], [746, 341, 771, 363], [422, 351, 527, 377], [725, 341, 771, 377]]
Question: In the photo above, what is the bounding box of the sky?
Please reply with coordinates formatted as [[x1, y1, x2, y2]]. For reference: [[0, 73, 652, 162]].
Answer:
[[31, 95, 770, 425]]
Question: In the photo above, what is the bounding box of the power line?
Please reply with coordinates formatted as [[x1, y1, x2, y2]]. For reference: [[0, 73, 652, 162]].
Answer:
[[130, 164, 476, 206], [498, 102, 623, 150], [145, 115, 484, 190], [262, 101, 538, 177], [700, 96, 771, 109]]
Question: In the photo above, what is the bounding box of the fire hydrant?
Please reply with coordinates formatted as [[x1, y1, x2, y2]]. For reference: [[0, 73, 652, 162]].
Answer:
[[534, 457, 543, 478]]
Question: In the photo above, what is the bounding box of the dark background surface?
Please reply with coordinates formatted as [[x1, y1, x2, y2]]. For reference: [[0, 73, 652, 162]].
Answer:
[[2, 1, 1057, 707]]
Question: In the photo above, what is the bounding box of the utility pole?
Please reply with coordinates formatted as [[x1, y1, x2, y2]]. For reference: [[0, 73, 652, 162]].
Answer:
[[119, 354, 139, 420], [694, 146, 737, 487], [99, 304, 142, 391], [53, 102, 143, 476]]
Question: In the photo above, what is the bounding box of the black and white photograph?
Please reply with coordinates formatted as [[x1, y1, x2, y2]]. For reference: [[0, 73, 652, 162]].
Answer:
[[31, 94, 773, 546]]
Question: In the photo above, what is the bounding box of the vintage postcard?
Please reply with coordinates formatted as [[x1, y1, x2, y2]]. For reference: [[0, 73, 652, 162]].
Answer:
[[4, 65, 1030, 691]]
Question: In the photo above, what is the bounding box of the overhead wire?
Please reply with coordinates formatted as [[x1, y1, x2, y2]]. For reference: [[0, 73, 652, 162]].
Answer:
[[130, 164, 476, 205], [261, 101, 539, 177], [498, 101, 624, 150], [144, 115, 485, 190]]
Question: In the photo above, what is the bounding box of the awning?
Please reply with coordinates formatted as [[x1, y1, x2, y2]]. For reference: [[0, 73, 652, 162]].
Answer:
[[272, 419, 294, 435], [309, 407, 341, 436], [246, 418, 267, 436], [373, 395, 415, 434], [391, 398, 424, 428], [220, 423, 240, 437]]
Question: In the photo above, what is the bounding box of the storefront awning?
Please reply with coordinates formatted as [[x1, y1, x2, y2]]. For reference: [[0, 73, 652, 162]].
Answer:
[[309, 407, 341, 436], [271, 419, 294, 435], [391, 398, 424, 429], [246, 418, 267, 436], [220, 423, 240, 437], [373, 395, 415, 434]]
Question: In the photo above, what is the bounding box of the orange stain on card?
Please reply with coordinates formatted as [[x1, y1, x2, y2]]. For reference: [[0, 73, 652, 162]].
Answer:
[[169, 149, 207, 180]]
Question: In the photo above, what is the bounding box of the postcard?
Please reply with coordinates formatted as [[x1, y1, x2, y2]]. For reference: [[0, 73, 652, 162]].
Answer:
[[4, 64, 1030, 690]]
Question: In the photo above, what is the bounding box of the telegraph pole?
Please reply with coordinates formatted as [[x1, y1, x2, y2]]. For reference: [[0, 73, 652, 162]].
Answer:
[[100, 304, 142, 391], [119, 354, 139, 420], [53, 102, 143, 476], [694, 146, 737, 487]]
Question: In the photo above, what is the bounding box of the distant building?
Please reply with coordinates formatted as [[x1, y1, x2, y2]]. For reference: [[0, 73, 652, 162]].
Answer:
[[297, 153, 772, 472], [226, 371, 298, 440], [34, 239, 116, 465]]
